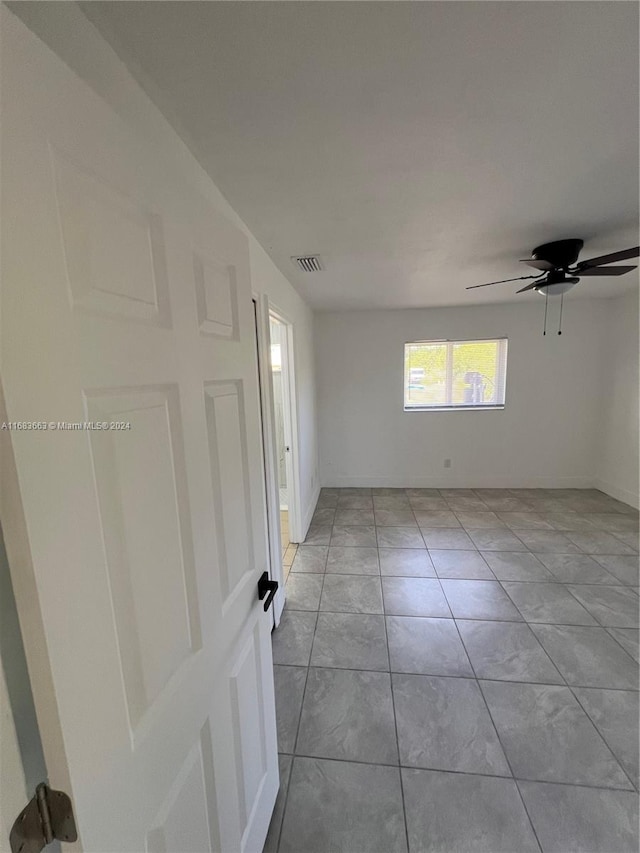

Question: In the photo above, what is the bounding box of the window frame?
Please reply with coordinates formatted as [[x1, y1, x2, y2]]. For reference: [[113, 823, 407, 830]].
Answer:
[[403, 337, 508, 412]]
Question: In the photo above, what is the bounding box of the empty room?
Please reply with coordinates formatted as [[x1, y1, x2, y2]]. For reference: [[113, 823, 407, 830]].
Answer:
[[1, 3, 638, 853]]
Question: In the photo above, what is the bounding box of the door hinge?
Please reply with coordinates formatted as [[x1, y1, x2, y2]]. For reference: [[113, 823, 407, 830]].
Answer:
[[10, 783, 77, 853]]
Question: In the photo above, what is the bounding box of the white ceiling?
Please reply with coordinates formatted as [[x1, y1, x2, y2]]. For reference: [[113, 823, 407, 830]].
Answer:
[[78, 1, 640, 311]]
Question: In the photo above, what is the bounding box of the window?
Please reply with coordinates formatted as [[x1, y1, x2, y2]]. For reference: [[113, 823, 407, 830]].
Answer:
[[404, 338, 508, 411]]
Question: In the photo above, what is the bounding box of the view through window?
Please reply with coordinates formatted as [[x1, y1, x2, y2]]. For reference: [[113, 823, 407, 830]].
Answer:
[[404, 338, 508, 410]]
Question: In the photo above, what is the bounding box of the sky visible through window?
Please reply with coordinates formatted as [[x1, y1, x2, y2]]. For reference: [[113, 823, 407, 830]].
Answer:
[[404, 339, 507, 410]]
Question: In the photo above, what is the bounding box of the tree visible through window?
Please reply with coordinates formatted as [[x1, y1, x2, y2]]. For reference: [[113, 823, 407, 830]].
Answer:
[[404, 338, 508, 410]]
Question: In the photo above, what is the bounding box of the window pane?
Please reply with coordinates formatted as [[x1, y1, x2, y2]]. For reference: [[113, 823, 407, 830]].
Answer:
[[404, 339, 507, 410], [452, 340, 499, 405], [404, 343, 447, 407]]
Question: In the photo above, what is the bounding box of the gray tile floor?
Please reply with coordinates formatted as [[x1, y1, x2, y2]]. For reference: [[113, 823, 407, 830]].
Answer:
[[266, 488, 639, 853]]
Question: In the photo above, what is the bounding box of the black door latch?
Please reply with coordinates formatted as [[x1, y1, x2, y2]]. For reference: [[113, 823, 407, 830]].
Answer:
[[257, 572, 279, 611]]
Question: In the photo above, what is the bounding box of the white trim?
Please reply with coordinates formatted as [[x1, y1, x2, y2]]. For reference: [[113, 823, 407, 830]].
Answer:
[[594, 478, 640, 511], [302, 482, 322, 538], [322, 475, 596, 489], [269, 306, 303, 545], [252, 295, 285, 626]]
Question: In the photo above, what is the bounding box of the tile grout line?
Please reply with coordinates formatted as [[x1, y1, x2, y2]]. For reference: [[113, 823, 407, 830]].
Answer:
[[274, 547, 327, 853], [379, 539, 412, 853]]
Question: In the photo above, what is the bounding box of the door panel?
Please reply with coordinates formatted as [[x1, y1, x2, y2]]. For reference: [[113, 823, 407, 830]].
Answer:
[[0, 9, 278, 851]]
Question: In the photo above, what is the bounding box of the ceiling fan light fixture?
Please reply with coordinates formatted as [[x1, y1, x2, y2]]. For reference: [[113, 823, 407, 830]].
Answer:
[[535, 280, 578, 296]]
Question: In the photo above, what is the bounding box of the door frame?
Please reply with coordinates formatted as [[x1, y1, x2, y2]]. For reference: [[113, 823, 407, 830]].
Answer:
[[253, 296, 303, 624]]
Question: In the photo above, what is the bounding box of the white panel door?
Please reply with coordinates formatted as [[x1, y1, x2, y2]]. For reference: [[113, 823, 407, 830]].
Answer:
[[0, 9, 278, 852]]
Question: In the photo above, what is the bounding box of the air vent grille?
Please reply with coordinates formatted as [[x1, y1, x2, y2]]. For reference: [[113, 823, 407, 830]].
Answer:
[[292, 255, 323, 272]]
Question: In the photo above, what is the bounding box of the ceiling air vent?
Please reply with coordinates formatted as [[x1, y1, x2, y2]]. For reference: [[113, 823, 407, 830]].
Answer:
[[292, 255, 323, 272]]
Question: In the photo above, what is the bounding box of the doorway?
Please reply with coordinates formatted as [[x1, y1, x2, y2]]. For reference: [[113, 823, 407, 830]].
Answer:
[[269, 315, 298, 582]]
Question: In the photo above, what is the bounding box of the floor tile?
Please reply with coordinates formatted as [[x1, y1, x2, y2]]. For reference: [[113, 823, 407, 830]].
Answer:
[[393, 673, 509, 775], [303, 525, 332, 545], [531, 624, 639, 689], [374, 509, 418, 526], [592, 555, 640, 586], [285, 573, 323, 611], [320, 574, 383, 614], [382, 577, 451, 617], [326, 546, 379, 575], [565, 531, 637, 555], [511, 529, 581, 553], [291, 545, 328, 573], [373, 495, 411, 510], [420, 528, 476, 550], [409, 496, 449, 510], [379, 548, 436, 577], [537, 553, 619, 584], [316, 493, 338, 509], [406, 488, 442, 498], [311, 507, 336, 526], [272, 610, 317, 666], [273, 665, 307, 753], [333, 508, 375, 526], [441, 579, 523, 621], [430, 549, 495, 579], [372, 487, 407, 496], [310, 612, 389, 671], [263, 754, 292, 853], [481, 551, 553, 581], [455, 511, 506, 529], [413, 510, 461, 528], [542, 512, 598, 531], [330, 524, 378, 547], [497, 512, 554, 530], [566, 584, 639, 628], [586, 513, 639, 532], [480, 497, 533, 512], [387, 616, 473, 676], [612, 531, 640, 551], [519, 780, 639, 853], [607, 627, 639, 663], [457, 620, 563, 684], [502, 582, 596, 625], [446, 497, 490, 512], [296, 668, 398, 764], [440, 489, 478, 498], [278, 757, 408, 853], [480, 680, 631, 788], [336, 494, 373, 509], [377, 527, 426, 549], [573, 687, 639, 788], [402, 769, 540, 853], [467, 529, 528, 551]]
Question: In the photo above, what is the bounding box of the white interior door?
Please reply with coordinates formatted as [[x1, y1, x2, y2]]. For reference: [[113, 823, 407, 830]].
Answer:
[[0, 9, 278, 852]]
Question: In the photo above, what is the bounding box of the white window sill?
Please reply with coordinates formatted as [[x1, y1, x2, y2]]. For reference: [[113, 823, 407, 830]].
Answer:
[[403, 405, 506, 412]]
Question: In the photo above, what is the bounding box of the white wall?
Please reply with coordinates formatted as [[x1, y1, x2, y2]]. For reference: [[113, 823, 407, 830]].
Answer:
[[317, 298, 613, 489], [9, 3, 319, 532], [596, 287, 639, 508]]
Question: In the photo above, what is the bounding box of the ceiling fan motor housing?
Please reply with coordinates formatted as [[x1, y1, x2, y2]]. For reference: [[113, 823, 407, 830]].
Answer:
[[531, 239, 584, 269]]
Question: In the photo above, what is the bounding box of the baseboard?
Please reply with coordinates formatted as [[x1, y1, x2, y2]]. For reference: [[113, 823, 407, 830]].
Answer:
[[301, 482, 321, 539], [321, 475, 594, 489], [594, 478, 640, 510]]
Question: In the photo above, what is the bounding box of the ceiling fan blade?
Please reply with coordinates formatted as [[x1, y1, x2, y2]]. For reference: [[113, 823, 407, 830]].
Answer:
[[576, 246, 640, 270], [466, 274, 542, 291], [519, 259, 554, 271], [577, 265, 637, 277], [516, 282, 539, 293]]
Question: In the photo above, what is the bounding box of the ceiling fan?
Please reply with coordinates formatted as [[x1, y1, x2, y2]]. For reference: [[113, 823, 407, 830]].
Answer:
[[467, 239, 639, 295]]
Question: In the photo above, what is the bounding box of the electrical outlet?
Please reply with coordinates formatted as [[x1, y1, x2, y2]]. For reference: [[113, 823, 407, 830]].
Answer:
[[444, 459, 452, 468]]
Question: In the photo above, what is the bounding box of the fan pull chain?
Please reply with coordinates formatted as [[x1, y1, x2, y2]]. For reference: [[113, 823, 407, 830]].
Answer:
[[558, 294, 564, 335], [543, 288, 549, 335]]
